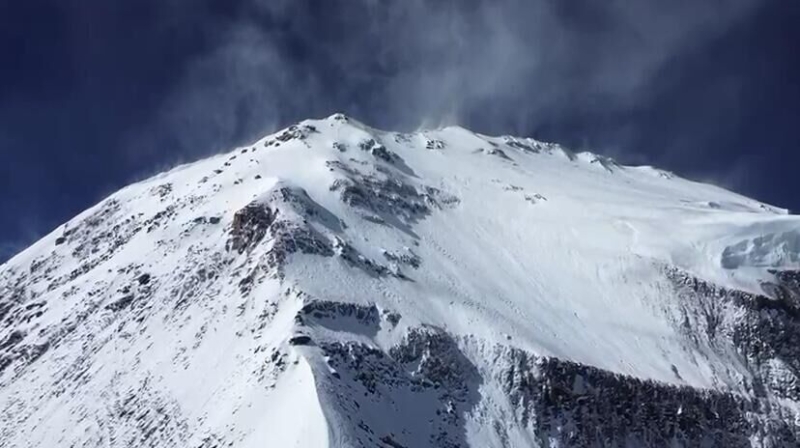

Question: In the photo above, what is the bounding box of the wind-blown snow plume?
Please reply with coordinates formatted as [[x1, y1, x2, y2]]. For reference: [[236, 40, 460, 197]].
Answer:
[[136, 0, 761, 156]]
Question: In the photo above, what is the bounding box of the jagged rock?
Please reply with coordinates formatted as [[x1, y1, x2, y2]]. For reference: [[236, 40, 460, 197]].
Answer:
[[273, 124, 318, 144], [327, 165, 457, 227], [359, 138, 397, 163], [425, 139, 445, 150], [150, 183, 173, 199], [137, 273, 151, 285], [493, 345, 797, 447], [289, 335, 313, 346], [666, 267, 800, 401], [299, 301, 380, 326], [106, 294, 135, 312], [226, 202, 277, 254], [382, 247, 422, 269], [479, 147, 512, 160]]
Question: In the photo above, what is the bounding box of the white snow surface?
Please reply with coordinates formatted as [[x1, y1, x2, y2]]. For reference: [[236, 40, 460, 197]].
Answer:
[[0, 114, 798, 447]]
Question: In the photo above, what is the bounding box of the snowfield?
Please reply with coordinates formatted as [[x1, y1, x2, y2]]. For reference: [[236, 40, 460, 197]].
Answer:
[[1, 114, 799, 447]]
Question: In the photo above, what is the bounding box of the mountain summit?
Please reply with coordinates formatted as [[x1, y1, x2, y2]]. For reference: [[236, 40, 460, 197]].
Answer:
[[1, 114, 799, 447]]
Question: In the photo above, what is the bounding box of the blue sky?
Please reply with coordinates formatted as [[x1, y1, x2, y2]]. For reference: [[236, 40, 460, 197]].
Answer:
[[1, 0, 798, 262]]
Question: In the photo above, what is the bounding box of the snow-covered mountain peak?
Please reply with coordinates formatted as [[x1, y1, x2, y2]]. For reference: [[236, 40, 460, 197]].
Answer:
[[1, 116, 800, 447]]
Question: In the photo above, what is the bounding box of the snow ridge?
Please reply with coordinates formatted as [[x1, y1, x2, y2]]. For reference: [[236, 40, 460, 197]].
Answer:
[[1, 114, 799, 447]]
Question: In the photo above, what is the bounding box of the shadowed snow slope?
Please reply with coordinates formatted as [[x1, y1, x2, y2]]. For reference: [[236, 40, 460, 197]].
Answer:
[[1, 114, 800, 447]]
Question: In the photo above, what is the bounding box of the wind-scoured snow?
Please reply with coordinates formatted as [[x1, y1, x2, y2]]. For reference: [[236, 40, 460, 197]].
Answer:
[[1, 114, 799, 447]]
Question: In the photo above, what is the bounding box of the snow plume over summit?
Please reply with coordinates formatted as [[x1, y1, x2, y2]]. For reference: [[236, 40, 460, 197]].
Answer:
[[1, 115, 799, 447]]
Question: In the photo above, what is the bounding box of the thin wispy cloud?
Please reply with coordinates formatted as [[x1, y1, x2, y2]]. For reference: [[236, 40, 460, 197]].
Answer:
[[130, 0, 760, 160]]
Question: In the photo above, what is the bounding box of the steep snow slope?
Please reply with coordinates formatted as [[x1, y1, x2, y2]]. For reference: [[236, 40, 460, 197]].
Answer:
[[1, 114, 799, 447]]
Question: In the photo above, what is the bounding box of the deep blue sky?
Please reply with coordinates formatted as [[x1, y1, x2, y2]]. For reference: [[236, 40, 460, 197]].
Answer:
[[1, 0, 798, 262]]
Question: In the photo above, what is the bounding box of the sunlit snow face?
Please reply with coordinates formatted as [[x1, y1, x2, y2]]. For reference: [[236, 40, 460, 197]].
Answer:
[[1, 114, 799, 448]]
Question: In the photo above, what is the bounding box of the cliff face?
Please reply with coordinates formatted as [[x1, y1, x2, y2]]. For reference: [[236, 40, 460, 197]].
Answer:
[[1, 115, 798, 447]]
